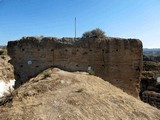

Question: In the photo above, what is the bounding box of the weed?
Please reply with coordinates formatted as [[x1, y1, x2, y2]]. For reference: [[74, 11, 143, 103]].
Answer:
[[43, 71, 51, 78]]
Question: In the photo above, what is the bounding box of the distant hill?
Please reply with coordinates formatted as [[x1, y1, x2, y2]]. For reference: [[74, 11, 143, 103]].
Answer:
[[143, 48, 160, 56], [0, 46, 6, 49]]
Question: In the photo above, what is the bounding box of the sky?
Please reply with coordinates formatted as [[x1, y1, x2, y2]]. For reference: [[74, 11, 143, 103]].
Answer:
[[0, 0, 160, 48]]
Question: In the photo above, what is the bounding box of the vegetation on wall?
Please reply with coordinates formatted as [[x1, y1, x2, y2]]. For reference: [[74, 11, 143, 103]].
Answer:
[[82, 28, 106, 38]]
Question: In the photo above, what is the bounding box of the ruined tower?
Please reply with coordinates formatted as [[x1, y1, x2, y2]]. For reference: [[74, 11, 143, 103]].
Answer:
[[7, 37, 143, 98]]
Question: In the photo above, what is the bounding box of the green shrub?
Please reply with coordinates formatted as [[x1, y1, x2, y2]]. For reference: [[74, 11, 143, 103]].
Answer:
[[82, 28, 106, 38], [43, 71, 51, 78]]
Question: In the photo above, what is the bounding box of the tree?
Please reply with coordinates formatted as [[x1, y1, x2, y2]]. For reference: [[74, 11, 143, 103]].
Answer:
[[82, 28, 106, 38]]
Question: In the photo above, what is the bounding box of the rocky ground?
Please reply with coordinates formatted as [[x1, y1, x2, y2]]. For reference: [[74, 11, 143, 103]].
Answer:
[[0, 48, 14, 82], [0, 68, 160, 120]]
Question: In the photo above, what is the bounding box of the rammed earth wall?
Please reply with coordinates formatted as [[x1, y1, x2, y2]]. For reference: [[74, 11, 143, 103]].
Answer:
[[7, 37, 143, 98]]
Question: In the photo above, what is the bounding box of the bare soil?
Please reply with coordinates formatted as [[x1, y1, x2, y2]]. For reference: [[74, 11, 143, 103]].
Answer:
[[0, 68, 159, 120]]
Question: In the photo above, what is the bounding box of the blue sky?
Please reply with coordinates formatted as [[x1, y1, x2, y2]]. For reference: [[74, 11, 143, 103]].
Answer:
[[0, 0, 160, 48]]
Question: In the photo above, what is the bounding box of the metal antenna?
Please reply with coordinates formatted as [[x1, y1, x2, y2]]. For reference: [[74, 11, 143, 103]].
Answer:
[[75, 17, 76, 39]]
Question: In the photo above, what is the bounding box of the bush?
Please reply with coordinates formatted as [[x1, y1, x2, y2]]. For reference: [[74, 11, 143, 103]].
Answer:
[[43, 71, 51, 78], [82, 28, 106, 38]]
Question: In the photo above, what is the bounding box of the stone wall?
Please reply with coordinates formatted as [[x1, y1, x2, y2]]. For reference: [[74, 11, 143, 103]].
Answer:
[[142, 91, 160, 109], [140, 72, 160, 108], [7, 37, 143, 98]]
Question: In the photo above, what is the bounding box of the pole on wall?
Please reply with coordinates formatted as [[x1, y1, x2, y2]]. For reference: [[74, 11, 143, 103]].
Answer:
[[75, 17, 76, 39]]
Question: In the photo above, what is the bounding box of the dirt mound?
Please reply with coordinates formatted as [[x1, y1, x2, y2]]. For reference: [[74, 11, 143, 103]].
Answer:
[[0, 68, 160, 120]]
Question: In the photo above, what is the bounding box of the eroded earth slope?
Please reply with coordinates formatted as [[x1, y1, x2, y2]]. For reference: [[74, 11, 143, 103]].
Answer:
[[0, 68, 159, 120]]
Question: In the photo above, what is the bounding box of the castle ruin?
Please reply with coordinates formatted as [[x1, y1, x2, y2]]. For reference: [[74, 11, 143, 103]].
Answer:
[[7, 37, 143, 98]]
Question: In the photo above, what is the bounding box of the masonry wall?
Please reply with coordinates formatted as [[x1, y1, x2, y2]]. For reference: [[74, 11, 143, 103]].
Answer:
[[7, 37, 143, 98], [142, 91, 160, 109]]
